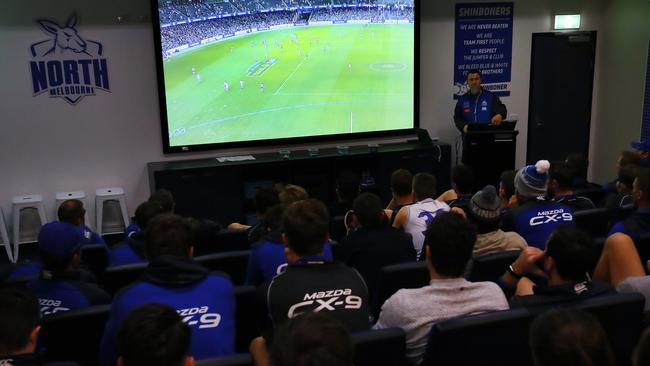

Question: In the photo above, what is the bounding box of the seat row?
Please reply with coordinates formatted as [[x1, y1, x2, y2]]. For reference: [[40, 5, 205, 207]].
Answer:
[[35, 290, 645, 366]]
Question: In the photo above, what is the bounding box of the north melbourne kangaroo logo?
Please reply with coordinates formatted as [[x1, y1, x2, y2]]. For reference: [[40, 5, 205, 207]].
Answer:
[[29, 14, 110, 105]]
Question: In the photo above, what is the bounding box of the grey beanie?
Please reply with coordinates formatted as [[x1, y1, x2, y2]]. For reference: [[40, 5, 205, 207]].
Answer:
[[469, 185, 501, 221], [514, 160, 551, 198]]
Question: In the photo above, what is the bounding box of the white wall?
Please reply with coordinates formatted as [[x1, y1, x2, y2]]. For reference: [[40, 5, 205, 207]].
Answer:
[[419, 0, 607, 168], [589, 0, 650, 183], [0, 0, 648, 231]]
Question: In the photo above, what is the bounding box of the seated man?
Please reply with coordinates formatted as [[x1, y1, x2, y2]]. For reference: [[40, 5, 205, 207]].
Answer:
[[504, 225, 615, 312], [385, 168, 414, 224], [227, 187, 280, 244], [601, 150, 641, 195], [602, 164, 637, 211], [500, 160, 575, 249], [262, 199, 370, 333], [125, 189, 176, 239], [58, 199, 105, 246], [271, 312, 354, 366], [548, 161, 595, 211], [0, 287, 79, 366], [117, 304, 194, 366], [338, 193, 416, 303], [393, 173, 450, 258], [436, 164, 475, 212], [245, 204, 334, 287], [565, 153, 600, 190], [100, 214, 236, 365], [631, 139, 650, 168], [374, 212, 509, 365], [530, 309, 616, 366], [278, 184, 309, 207], [609, 167, 650, 246], [466, 185, 527, 257], [27, 222, 110, 316], [499, 170, 517, 212], [0, 287, 40, 364], [109, 201, 162, 267]]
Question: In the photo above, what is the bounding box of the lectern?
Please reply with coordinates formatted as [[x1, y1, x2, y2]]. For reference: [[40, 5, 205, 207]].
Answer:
[[462, 122, 518, 189]]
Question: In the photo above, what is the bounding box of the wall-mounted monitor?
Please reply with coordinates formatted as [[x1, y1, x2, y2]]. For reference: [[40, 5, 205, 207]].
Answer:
[[152, 0, 419, 153]]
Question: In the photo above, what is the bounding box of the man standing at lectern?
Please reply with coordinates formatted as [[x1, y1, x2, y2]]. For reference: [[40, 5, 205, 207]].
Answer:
[[454, 70, 508, 133]]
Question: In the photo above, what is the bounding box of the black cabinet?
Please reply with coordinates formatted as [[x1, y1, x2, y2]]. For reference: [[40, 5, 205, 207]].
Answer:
[[148, 142, 451, 225]]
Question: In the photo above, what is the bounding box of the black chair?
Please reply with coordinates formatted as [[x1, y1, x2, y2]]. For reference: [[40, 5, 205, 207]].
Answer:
[[195, 354, 253, 366], [2, 274, 38, 287], [576, 292, 646, 366], [574, 207, 611, 238], [196, 250, 251, 286], [101, 233, 126, 247], [40, 304, 111, 366], [372, 261, 428, 319], [80, 244, 108, 279], [100, 262, 147, 295], [329, 215, 347, 242], [234, 286, 260, 353], [635, 233, 650, 271], [617, 204, 637, 221], [351, 327, 407, 366], [466, 250, 521, 282], [575, 186, 606, 207], [423, 308, 533, 366], [195, 230, 250, 256]]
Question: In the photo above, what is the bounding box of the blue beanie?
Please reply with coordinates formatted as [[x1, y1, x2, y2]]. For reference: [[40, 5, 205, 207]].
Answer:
[[514, 160, 550, 198], [38, 222, 83, 262]]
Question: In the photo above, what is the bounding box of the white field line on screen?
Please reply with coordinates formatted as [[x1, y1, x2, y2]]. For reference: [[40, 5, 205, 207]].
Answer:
[[275, 92, 410, 96], [189, 100, 353, 129], [273, 60, 306, 95]]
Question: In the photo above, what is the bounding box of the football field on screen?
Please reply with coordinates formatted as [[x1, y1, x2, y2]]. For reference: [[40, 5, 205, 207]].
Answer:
[[164, 24, 414, 146]]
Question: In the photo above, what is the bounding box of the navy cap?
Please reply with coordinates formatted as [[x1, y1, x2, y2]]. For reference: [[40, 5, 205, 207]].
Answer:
[[38, 222, 83, 261], [631, 140, 650, 152]]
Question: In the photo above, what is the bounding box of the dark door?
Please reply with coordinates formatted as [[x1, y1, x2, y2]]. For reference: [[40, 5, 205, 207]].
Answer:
[[527, 31, 596, 163]]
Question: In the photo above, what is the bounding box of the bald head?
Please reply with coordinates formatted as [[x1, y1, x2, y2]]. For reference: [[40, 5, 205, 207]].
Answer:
[[58, 199, 86, 225]]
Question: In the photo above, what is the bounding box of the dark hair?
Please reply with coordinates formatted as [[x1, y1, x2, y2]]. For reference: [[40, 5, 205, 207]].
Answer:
[[353, 193, 385, 227], [566, 153, 589, 180], [550, 161, 576, 190], [337, 171, 360, 203], [271, 312, 354, 366], [452, 165, 475, 194], [467, 69, 482, 78], [41, 248, 80, 273], [255, 187, 280, 215], [134, 201, 163, 229], [637, 168, 650, 203], [0, 287, 40, 356], [425, 212, 477, 277], [634, 326, 650, 366], [57, 199, 85, 224], [618, 165, 639, 191], [262, 204, 285, 232], [412, 173, 437, 201], [391, 169, 413, 197], [283, 199, 329, 256], [546, 226, 596, 281], [279, 185, 309, 206], [500, 170, 516, 198], [619, 150, 641, 168], [117, 304, 191, 366], [145, 214, 193, 259], [530, 309, 616, 366], [149, 189, 175, 213]]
